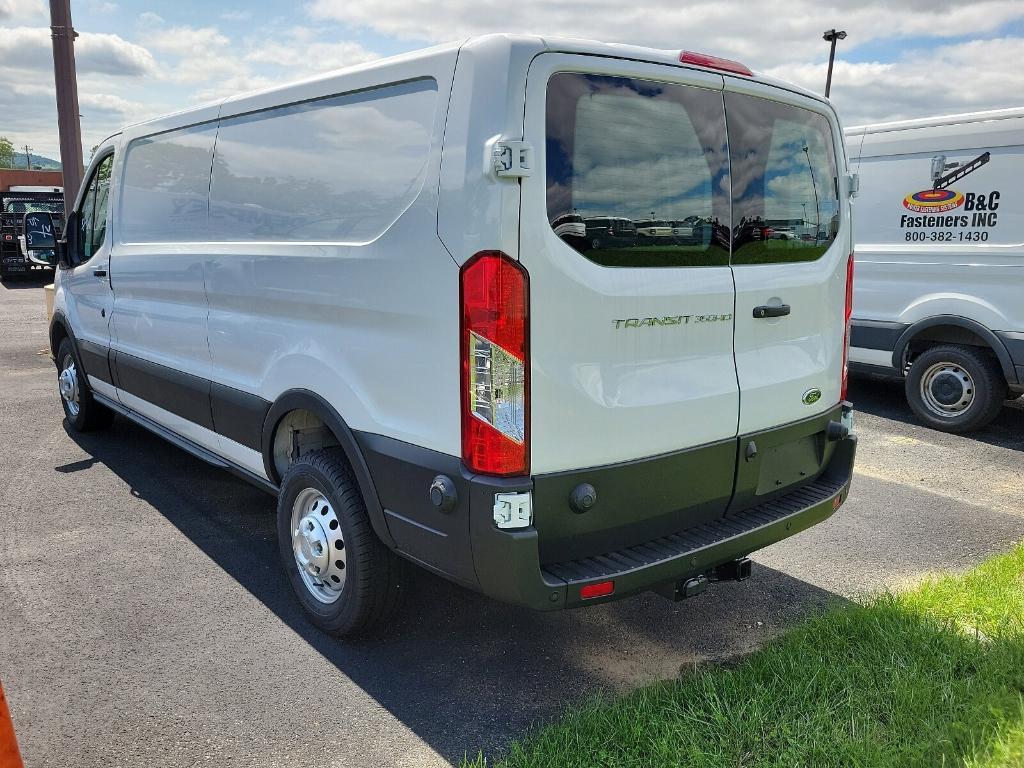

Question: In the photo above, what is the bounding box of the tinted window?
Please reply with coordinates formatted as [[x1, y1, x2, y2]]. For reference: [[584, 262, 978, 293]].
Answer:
[[726, 93, 840, 264], [209, 78, 437, 242], [546, 73, 730, 267], [120, 124, 218, 243]]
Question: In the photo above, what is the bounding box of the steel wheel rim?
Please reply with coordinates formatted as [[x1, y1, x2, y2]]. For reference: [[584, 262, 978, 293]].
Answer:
[[58, 353, 80, 418], [290, 488, 346, 604], [919, 361, 975, 418]]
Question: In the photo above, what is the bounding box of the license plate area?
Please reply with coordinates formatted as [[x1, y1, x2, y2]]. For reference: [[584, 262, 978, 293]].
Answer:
[[728, 404, 843, 514], [754, 435, 822, 496]]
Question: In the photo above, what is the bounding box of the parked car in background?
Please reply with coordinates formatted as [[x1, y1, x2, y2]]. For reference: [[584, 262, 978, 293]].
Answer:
[[770, 227, 796, 240], [846, 107, 1024, 431], [1, 187, 63, 279], [634, 219, 675, 241], [583, 216, 636, 249], [42, 35, 856, 637]]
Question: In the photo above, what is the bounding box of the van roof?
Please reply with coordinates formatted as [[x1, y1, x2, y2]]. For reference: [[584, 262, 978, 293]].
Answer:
[[846, 106, 1024, 136], [119, 33, 829, 136]]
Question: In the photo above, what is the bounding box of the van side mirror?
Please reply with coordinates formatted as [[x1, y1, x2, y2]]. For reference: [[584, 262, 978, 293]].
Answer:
[[23, 211, 68, 268]]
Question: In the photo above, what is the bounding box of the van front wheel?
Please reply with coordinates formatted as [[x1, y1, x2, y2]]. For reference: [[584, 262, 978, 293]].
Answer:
[[905, 344, 1006, 433], [56, 338, 114, 432], [277, 448, 403, 637]]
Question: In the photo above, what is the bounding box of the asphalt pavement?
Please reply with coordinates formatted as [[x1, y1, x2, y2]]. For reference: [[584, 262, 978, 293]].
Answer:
[[2, 275, 1022, 767]]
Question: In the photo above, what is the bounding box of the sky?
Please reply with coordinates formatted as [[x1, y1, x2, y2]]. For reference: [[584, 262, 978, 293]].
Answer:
[[1, 0, 1023, 161]]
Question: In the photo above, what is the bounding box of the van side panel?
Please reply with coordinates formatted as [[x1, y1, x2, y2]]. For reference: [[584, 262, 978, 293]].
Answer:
[[436, 35, 542, 265], [111, 118, 221, 453], [848, 115, 1024, 372], [200, 50, 475, 581]]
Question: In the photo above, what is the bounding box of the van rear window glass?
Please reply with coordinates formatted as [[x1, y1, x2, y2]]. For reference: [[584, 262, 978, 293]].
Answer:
[[546, 73, 730, 267], [725, 92, 840, 264], [209, 78, 437, 243]]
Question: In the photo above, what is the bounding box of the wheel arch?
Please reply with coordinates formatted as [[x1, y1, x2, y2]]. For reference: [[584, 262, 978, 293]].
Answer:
[[261, 389, 394, 549], [49, 310, 74, 359], [892, 315, 1018, 385]]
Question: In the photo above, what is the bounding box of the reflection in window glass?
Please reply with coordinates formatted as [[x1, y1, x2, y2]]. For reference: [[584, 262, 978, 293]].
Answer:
[[209, 79, 437, 242], [76, 154, 113, 263], [546, 73, 730, 267], [120, 125, 218, 243], [726, 93, 840, 264]]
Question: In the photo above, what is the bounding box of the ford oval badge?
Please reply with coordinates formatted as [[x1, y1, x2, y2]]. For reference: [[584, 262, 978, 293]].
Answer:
[[802, 388, 822, 405]]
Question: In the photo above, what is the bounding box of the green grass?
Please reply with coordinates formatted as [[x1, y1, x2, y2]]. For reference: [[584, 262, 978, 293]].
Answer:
[[465, 544, 1024, 768]]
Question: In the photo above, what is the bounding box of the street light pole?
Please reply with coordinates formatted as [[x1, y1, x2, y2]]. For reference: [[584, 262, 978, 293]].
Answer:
[[822, 29, 847, 98], [49, 0, 84, 217]]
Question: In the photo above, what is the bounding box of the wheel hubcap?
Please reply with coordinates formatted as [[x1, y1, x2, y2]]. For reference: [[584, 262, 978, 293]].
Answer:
[[920, 362, 975, 417], [59, 354, 80, 418], [290, 489, 346, 604]]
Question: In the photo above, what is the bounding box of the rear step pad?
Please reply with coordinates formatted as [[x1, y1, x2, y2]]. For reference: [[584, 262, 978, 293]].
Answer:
[[542, 473, 844, 584]]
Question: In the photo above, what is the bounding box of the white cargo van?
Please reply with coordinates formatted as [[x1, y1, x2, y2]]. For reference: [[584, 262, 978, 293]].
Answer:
[[847, 108, 1024, 431], [36, 35, 856, 636]]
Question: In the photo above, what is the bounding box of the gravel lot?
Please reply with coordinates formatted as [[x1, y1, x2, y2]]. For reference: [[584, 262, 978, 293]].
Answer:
[[2, 276, 1022, 767]]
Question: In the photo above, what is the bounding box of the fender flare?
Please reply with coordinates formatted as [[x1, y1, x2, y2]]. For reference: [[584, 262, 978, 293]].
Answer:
[[892, 315, 1018, 385], [49, 309, 73, 358], [261, 389, 394, 548]]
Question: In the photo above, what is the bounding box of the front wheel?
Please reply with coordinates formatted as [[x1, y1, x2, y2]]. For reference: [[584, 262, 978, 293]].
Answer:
[[905, 344, 1006, 433], [277, 448, 404, 637], [56, 338, 114, 432]]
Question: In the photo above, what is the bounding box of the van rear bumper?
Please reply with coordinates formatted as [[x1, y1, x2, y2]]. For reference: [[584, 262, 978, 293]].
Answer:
[[470, 433, 856, 610], [355, 415, 856, 612]]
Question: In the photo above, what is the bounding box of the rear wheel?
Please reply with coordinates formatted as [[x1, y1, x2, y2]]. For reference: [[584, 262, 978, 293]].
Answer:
[[56, 337, 114, 432], [277, 448, 403, 636], [590, 237, 602, 250], [905, 344, 1006, 432]]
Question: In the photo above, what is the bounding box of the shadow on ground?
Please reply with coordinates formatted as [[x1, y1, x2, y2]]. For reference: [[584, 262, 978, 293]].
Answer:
[[0, 272, 54, 290], [63, 417, 845, 762], [848, 373, 1024, 453]]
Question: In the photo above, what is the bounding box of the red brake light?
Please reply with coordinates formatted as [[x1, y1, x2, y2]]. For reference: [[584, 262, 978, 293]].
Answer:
[[679, 51, 753, 77], [841, 252, 854, 401], [460, 251, 529, 476], [580, 581, 615, 600]]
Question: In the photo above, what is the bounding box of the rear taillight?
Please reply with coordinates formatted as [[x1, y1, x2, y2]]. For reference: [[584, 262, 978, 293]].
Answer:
[[841, 252, 854, 401], [460, 251, 529, 476]]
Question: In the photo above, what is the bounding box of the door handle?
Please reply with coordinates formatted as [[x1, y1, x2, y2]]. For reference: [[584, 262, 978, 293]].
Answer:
[[753, 304, 790, 319], [93, 268, 107, 278]]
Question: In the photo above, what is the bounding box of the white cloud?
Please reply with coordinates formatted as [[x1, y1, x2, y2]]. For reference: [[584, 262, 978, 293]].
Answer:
[[0, 0, 45, 22], [307, 0, 1024, 69], [245, 29, 377, 74], [771, 36, 1024, 125], [0, 26, 157, 76]]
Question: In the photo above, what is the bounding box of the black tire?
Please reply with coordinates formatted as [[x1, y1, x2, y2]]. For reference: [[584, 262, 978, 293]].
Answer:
[[591, 237, 601, 250], [905, 344, 1006, 433], [55, 337, 114, 432], [277, 448, 403, 637]]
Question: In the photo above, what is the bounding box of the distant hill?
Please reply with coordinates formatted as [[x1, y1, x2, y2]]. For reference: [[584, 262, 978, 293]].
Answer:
[[5, 153, 61, 170], [27, 153, 61, 170]]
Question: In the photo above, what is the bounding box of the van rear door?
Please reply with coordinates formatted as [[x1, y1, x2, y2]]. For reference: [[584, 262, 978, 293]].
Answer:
[[519, 55, 739, 557], [723, 81, 851, 504]]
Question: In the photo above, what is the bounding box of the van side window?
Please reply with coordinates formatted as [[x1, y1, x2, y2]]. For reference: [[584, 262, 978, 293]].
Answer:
[[208, 78, 437, 242], [75, 153, 114, 263], [546, 73, 731, 267], [119, 124, 218, 243], [725, 93, 840, 264]]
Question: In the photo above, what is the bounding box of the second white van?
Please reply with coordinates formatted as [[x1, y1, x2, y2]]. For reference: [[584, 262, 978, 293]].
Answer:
[[847, 108, 1024, 431]]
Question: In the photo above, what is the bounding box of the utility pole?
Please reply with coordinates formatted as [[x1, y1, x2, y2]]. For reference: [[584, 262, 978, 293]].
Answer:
[[49, 0, 84, 216], [822, 29, 847, 98], [23, 144, 32, 169]]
